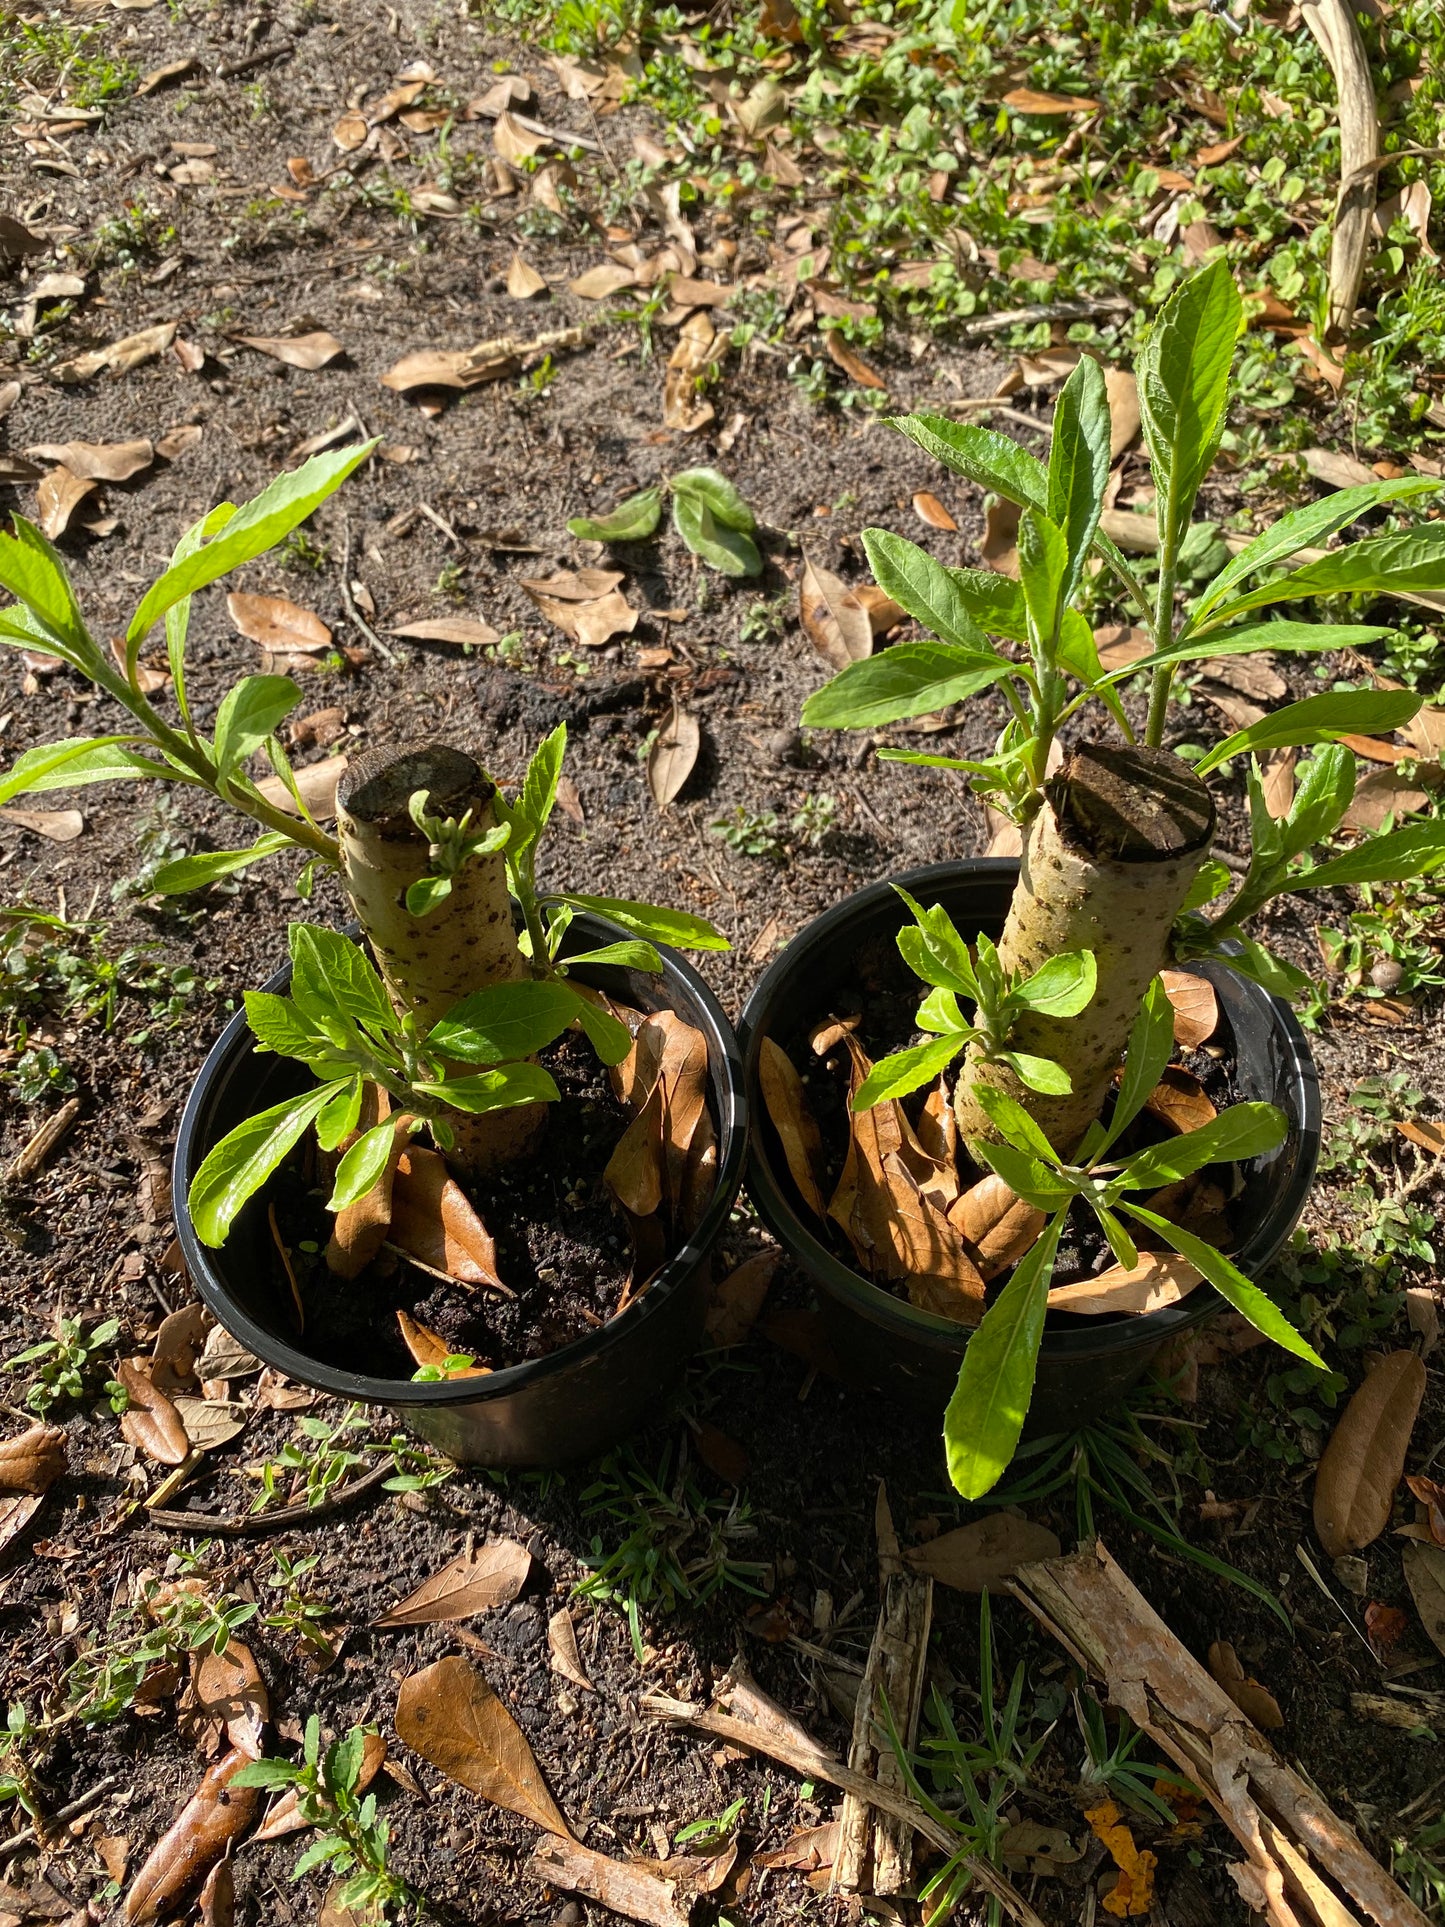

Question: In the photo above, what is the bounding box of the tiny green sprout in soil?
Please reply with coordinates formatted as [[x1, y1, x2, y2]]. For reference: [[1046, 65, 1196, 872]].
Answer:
[[3, 1317, 123, 1417]]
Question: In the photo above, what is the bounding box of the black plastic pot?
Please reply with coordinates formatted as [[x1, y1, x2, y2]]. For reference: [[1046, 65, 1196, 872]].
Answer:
[[739, 859, 1321, 1435], [174, 914, 747, 1467]]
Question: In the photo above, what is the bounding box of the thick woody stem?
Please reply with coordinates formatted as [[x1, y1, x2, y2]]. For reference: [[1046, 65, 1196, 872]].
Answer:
[[955, 742, 1215, 1154], [335, 743, 542, 1175]]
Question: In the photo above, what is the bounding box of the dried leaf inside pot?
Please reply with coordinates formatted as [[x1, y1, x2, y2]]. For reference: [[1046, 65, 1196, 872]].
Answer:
[[758, 1035, 827, 1217], [389, 1145, 504, 1288], [949, 1173, 1047, 1281], [396, 1310, 490, 1376]]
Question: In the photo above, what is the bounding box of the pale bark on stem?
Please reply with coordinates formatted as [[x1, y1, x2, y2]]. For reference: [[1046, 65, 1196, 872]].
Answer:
[[955, 742, 1215, 1154], [335, 743, 542, 1174]]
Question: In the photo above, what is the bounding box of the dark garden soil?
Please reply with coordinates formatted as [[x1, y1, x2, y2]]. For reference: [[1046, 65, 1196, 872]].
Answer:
[[2, 4, 1444, 1924]]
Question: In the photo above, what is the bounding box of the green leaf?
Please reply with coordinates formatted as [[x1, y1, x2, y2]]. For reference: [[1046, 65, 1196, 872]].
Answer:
[[1014, 948, 1096, 1019], [1094, 1204, 1139, 1271], [1291, 820, 1445, 892], [1124, 620, 1395, 676], [1280, 743, 1355, 860], [1210, 934, 1314, 999], [404, 874, 453, 918], [163, 502, 237, 717], [327, 1728, 368, 1798], [943, 1212, 1065, 1499], [0, 517, 98, 667], [128, 442, 377, 645], [893, 887, 980, 996], [557, 893, 730, 951], [672, 490, 762, 576], [153, 832, 296, 896], [1000, 1050, 1072, 1095], [0, 737, 175, 807], [874, 749, 997, 773], [1180, 858, 1232, 910], [1046, 355, 1111, 601], [515, 722, 567, 853], [330, 1120, 397, 1210], [860, 528, 991, 650], [800, 641, 1015, 730], [888, 414, 1048, 511], [245, 990, 330, 1061], [669, 467, 756, 532], [916, 986, 970, 1033], [229, 1759, 303, 1791], [213, 674, 302, 785], [566, 488, 663, 543], [288, 924, 396, 1041], [1136, 260, 1242, 553], [945, 566, 1030, 641], [1195, 689, 1423, 773], [1123, 1204, 1325, 1367], [1099, 977, 1175, 1154], [1191, 476, 1441, 625], [1198, 525, 1445, 628], [561, 940, 663, 973], [568, 992, 634, 1067], [428, 980, 582, 1063], [853, 1034, 963, 1110], [417, 1063, 560, 1113], [1017, 509, 1069, 651], [188, 1081, 343, 1247], [1110, 1102, 1287, 1195], [972, 1083, 1061, 1165], [316, 1078, 364, 1153]]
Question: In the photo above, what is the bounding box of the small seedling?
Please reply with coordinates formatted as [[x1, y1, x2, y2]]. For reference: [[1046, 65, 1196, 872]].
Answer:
[[568, 468, 763, 577], [4, 1316, 121, 1415]]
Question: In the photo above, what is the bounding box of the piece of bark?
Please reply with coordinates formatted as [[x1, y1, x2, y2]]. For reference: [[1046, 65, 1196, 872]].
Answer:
[[1301, 0, 1380, 339], [528, 1834, 696, 1927], [831, 1494, 933, 1895], [1009, 1540, 1428, 1927]]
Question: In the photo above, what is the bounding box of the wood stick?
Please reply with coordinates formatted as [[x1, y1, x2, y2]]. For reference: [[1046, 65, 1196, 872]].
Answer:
[[5, 1097, 81, 1184], [1301, 0, 1380, 337], [641, 1693, 1048, 1927], [1009, 1541, 1428, 1927]]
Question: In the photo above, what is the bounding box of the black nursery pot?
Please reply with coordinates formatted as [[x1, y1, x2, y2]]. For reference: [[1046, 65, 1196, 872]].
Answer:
[[739, 859, 1322, 1436], [174, 914, 747, 1468]]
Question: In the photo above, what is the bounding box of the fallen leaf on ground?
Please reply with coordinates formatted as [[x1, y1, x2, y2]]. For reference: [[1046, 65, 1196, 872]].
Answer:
[[1364, 1601, 1410, 1657], [149, 1302, 208, 1393], [911, 490, 957, 530], [238, 332, 344, 370], [390, 1146, 504, 1288], [1205, 654, 1287, 701], [883, 1151, 986, 1324], [568, 262, 638, 299], [37, 467, 97, 539], [1303, 447, 1379, 490], [1104, 366, 1140, 459], [380, 329, 585, 394], [824, 331, 885, 390], [54, 322, 177, 383], [123, 1748, 260, 1923], [1260, 748, 1297, 819], [1342, 769, 1431, 832], [758, 1037, 827, 1217], [799, 556, 872, 672], [197, 1857, 233, 1927], [530, 587, 638, 648], [395, 1654, 571, 1835], [950, 1173, 1047, 1280], [980, 495, 1021, 576], [1094, 624, 1152, 672], [1160, 968, 1218, 1047], [1312, 1350, 1426, 1557], [518, 568, 624, 600], [1341, 733, 1411, 764], [0, 806, 84, 841], [375, 1539, 531, 1627], [755, 1822, 839, 1873], [118, 1359, 192, 1467], [647, 702, 699, 809], [1206, 1641, 1283, 1728], [227, 592, 332, 654], [1047, 1252, 1204, 1316], [1003, 87, 1098, 113], [26, 438, 153, 480], [705, 1251, 778, 1347], [664, 310, 716, 433], [173, 1398, 248, 1452], [693, 1419, 749, 1483], [855, 583, 905, 634], [905, 1514, 1061, 1591], [507, 254, 547, 298], [1404, 1541, 1445, 1658], [193, 1641, 269, 1758], [387, 616, 501, 646], [256, 755, 346, 823], [0, 1423, 66, 1494], [548, 1608, 595, 1692], [1144, 1066, 1217, 1135], [1398, 1118, 1445, 1156]]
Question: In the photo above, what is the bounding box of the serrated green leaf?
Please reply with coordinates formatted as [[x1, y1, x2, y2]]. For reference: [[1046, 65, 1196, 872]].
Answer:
[[329, 1120, 399, 1212], [1196, 688, 1423, 773], [1137, 260, 1242, 552], [853, 1033, 963, 1110], [1123, 620, 1395, 676], [428, 979, 581, 1063], [561, 940, 663, 973], [558, 893, 730, 951], [972, 1082, 1062, 1163], [0, 737, 176, 807], [669, 467, 756, 532], [0, 516, 98, 667], [316, 1077, 364, 1152], [893, 887, 980, 996], [245, 989, 329, 1060], [1000, 1050, 1072, 1095], [1110, 1101, 1287, 1195], [888, 414, 1048, 510], [213, 675, 302, 784], [1198, 525, 1445, 629], [1018, 508, 1069, 650], [417, 1062, 560, 1112], [1014, 948, 1097, 1019], [1291, 820, 1445, 891], [945, 566, 1030, 641], [567, 990, 634, 1066], [860, 528, 991, 650], [288, 924, 396, 1041], [1280, 743, 1355, 860], [1097, 977, 1175, 1155], [404, 874, 453, 917], [1046, 354, 1111, 601], [1123, 1203, 1325, 1366], [672, 489, 762, 575]]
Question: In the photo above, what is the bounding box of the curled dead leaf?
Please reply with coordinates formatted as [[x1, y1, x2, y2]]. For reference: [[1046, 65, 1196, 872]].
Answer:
[[390, 1146, 504, 1288], [1047, 1251, 1204, 1316], [0, 806, 84, 841], [980, 495, 1021, 576], [26, 438, 154, 481], [647, 702, 700, 810], [758, 1036, 827, 1217], [388, 616, 501, 646], [395, 1310, 490, 1378], [374, 1539, 531, 1627], [238, 331, 345, 370], [1207, 1640, 1284, 1729], [1312, 1351, 1426, 1557], [823, 330, 885, 391], [193, 1641, 269, 1758], [949, 1173, 1047, 1281], [1144, 1066, 1217, 1136], [531, 588, 639, 648], [911, 490, 957, 530], [117, 1359, 192, 1467], [548, 1607, 595, 1691], [506, 254, 548, 298], [37, 466, 98, 539], [226, 592, 332, 655], [123, 1748, 260, 1923], [705, 1251, 778, 1348], [0, 1423, 67, 1495], [905, 1514, 1062, 1591], [1159, 968, 1219, 1048]]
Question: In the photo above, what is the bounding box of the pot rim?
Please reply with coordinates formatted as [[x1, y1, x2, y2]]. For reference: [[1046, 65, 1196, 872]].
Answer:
[[738, 857, 1322, 1359], [173, 913, 748, 1406]]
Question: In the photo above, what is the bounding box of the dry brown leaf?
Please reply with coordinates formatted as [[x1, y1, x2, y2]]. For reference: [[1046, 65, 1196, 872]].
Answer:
[[905, 1515, 1061, 1591], [884, 1152, 985, 1325], [1340, 732, 1411, 764], [117, 1359, 191, 1467], [949, 1173, 1048, 1281], [1047, 1251, 1205, 1316], [823, 330, 885, 391], [37, 466, 97, 539], [256, 755, 346, 823], [375, 1540, 531, 1627], [395, 1654, 571, 1835], [1342, 768, 1431, 832], [387, 616, 501, 646], [1207, 1641, 1284, 1730], [390, 1146, 504, 1287], [380, 328, 585, 394], [54, 322, 177, 384], [647, 702, 699, 809], [148, 1302, 208, 1393], [1098, 507, 1160, 553], [395, 1310, 490, 1377], [605, 1078, 666, 1219], [332, 110, 370, 150], [1093, 624, 1152, 672], [663, 310, 717, 433], [854, 583, 905, 635], [26, 438, 153, 481], [705, 1251, 778, 1348], [1144, 1065, 1217, 1136], [1404, 1541, 1445, 1658], [1397, 1118, 1445, 1156], [758, 1037, 827, 1217], [158, 423, 204, 461], [519, 567, 624, 600], [197, 1856, 233, 1927], [226, 592, 332, 654], [0, 806, 84, 841], [548, 1607, 595, 1692], [912, 489, 957, 530], [1260, 748, 1297, 820], [1204, 654, 1287, 701], [1302, 446, 1379, 490], [1104, 366, 1140, 460], [1002, 86, 1098, 113], [1402, 705, 1445, 759], [493, 110, 550, 164], [1160, 968, 1219, 1047], [0, 1490, 42, 1553], [980, 496, 1021, 576], [1199, 683, 1266, 731], [528, 1836, 694, 1927], [254, 1736, 386, 1843], [0, 1423, 66, 1495], [506, 254, 547, 299], [238, 331, 344, 370], [1313, 1351, 1426, 1557], [670, 275, 732, 308], [1405, 1473, 1445, 1545], [568, 261, 638, 299], [173, 1398, 248, 1452], [799, 556, 872, 672], [122, 1748, 260, 1923], [193, 1641, 269, 1759], [755, 1822, 839, 1873], [531, 588, 639, 648]]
